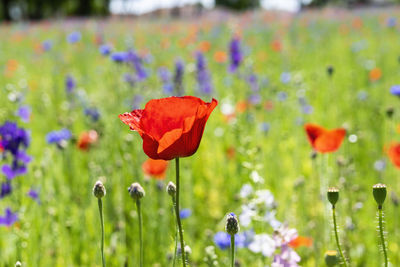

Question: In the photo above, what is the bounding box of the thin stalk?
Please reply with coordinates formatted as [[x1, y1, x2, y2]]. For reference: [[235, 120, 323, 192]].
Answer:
[[378, 207, 388, 267], [98, 199, 106, 267], [174, 158, 186, 267], [136, 199, 143, 267], [170, 194, 178, 267], [230, 234, 235, 267], [332, 207, 347, 267]]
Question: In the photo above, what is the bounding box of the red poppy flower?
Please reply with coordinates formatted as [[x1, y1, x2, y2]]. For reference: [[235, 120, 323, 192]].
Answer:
[[77, 130, 98, 150], [0, 137, 3, 153], [304, 123, 346, 153], [289, 236, 313, 248], [142, 158, 168, 179], [386, 143, 400, 168], [119, 96, 218, 160]]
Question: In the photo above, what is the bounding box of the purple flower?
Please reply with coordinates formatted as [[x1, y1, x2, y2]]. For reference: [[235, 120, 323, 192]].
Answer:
[[123, 73, 136, 86], [390, 85, 400, 96], [99, 44, 112, 56], [16, 106, 31, 123], [214, 231, 251, 250], [174, 59, 185, 96], [110, 52, 129, 63], [0, 122, 30, 156], [248, 94, 261, 105], [84, 107, 100, 122], [301, 105, 313, 114], [46, 129, 72, 144], [180, 209, 191, 219], [247, 74, 259, 92], [229, 37, 242, 72], [42, 40, 52, 51], [280, 72, 291, 84], [158, 67, 173, 94], [0, 182, 12, 198], [126, 50, 148, 81], [277, 91, 288, 102], [2, 164, 27, 180], [195, 52, 213, 94], [387, 17, 396, 28], [27, 188, 40, 202], [272, 245, 300, 267], [67, 31, 81, 44], [65, 75, 76, 93], [0, 208, 18, 227]]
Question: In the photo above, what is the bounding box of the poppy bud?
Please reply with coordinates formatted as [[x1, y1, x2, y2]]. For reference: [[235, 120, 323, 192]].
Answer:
[[373, 183, 387, 208], [324, 250, 339, 266], [128, 183, 145, 201], [327, 65, 334, 77], [166, 181, 176, 196], [386, 107, 394, 118], [225, 212, 239, 235], [93, 180, 106, 199], [327, 187, 339, 207]]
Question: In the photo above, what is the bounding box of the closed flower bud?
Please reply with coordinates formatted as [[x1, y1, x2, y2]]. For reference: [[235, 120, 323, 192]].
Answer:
[[327, 187, 339, 207], [128, 182, 145, 200], [93, 180, 106, 199], [324, 250, 339, 266], [373, 183, 387, 208], [386, 107, 394, 118], [225, 212, 239, 235], [166, 181, 176, 196], [327, 65, 334, 77]]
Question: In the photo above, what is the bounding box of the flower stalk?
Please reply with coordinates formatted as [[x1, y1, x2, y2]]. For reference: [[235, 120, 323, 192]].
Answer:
[[373, 184, 388, 267], [93, 181, 106, 267], [128, 183, 145, 267], [174, 158, 187, 267]]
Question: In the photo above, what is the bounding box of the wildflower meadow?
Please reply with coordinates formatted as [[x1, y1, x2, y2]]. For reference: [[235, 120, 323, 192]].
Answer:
[[1, 6, 400, 267]]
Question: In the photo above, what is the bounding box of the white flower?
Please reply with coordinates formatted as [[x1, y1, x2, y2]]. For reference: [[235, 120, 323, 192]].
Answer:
[[250, 170, 264, 183], [254, 189, 275, 209], [263, 210, 282, 229], [239, 204, 256, 227], [239, 184, 253, 199], [248, 234, 276, 257], [274, 225, 298, 246]]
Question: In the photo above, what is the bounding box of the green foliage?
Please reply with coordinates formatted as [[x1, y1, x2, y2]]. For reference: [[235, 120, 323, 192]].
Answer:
[[215, 0, 259, 10]]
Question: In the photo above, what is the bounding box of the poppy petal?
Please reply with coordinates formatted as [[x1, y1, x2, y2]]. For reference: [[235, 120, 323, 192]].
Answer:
[[314, 129, 346, 153], [119, 109, 144, 133]]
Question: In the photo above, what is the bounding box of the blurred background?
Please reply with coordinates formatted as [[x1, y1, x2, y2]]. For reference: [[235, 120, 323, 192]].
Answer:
[[1, 0, 399, 21]]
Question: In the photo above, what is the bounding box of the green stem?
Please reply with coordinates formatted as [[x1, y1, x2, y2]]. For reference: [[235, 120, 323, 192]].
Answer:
[[170, 194, 177, 267], [230, 234, 235, 267], [174, 158, 186, 267], [332, 206, 347, 267], [136, 199, 143, 267], [378, 207, 388, 267], [98, 199, 106, 267]]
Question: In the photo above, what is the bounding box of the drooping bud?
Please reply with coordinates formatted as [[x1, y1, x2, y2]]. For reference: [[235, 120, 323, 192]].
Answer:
[[93, 180, 106, 199], [128, 182, 145, 201], [373, 183, 387, 208], [225, 212, 239, 235], [327, 187, 339, 207], [166, 181, 176, 197], [324, 250, 339, 266]]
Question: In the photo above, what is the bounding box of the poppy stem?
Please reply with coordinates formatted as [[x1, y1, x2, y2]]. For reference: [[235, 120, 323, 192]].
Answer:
[[136, 199, 143, 267], [378, 207, 388, 267], [174, 157, 187, 267], [230, 234, 235, 267], [332, 206, 347, 267], [98, 198, 106, 267]]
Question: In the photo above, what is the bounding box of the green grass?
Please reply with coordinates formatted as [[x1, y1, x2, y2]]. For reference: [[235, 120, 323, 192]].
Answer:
[[1, 8, 400, 266]]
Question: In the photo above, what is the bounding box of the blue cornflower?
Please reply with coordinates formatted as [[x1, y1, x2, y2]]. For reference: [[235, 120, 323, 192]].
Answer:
[[158, 67, 173, 94], [390, 85, 400, 96], [84, 107, 100, 122], [174, 59, 185, 96], [110, 51, 129, 63], [302, 105, 313, 114], [27, 188, 40, 202], [42, 40, 52, 51], [280, 72, 291, 84], [0, 182, 12, 198], [99, 44, 112, 56], [46, 129, 72, 144], [259, 122, 270, 133], [2, 163, 28, 180], [277, 91, 288, 102], [387, 17, 396, 28], [229, 37, 242, 72], [247, 74, 259, 92], [248, 94, 261, 105], [67, 31, 81, 44], [214, 231, 252, 250], [123, 73, 136, 86], [180, 209, 191, 219], [0, 208, 18, 227], [65, 75, 76, 93], [126, 50, 148, 81], [16, 106, 31, 123], [196, 51, 213, 94]]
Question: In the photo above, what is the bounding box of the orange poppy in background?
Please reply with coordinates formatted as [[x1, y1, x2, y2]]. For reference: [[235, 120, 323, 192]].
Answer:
[[271, 40, 282, 52], [214, 51, 227, 63], [119, 96, 218, 160], [369, 68, 382, 81], [236, 100, 248, 113], [77, 130, 98, 150], [386, 143, 400, 168], [198, 41, 211, 52], [304, 123, 346, 153], [142, 158, 168, 179], [289, 236, 313, 248]]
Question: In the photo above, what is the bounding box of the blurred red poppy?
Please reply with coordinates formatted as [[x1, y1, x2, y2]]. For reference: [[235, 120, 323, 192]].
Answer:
[[0, 137, 3, 152], [77, 130, 98, 150], [142, 158, 168, 179], [304, 123, 346, 153], [386, 143, 400, 168], [289, 236, 313, 248], [119, 96, 218, 160]]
